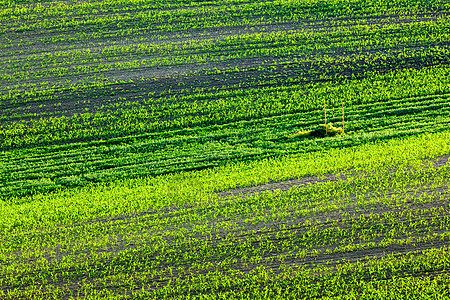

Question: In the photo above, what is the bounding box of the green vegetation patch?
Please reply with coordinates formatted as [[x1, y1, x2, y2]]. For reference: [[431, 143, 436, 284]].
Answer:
[[1, 131, 450, 298]]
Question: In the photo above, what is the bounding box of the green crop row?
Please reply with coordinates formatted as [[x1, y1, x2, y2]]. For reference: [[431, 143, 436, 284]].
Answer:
[[3, 17, 450, 87], [2, 0, 446, 34], [0, 64, 449, 199], [3, 64, 450, 148]]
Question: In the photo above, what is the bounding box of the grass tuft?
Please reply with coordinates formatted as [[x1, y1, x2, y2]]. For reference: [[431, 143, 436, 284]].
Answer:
[[287, 130, 312, 139]]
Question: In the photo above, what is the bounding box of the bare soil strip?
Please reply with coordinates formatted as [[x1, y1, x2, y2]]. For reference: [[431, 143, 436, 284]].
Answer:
[[217, 175, 342, 199], [217, 154, 450, 199]]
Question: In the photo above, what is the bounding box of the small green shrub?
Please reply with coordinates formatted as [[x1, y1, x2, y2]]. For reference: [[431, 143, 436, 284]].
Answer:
[[310, 123, 344, 137], [289, 123, 344, 139]]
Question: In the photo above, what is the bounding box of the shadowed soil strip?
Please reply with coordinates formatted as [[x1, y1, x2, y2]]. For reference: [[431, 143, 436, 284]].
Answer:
[[217, 174, 343, 199], [217, 154, 450, 199], [433, 154, 450, 168]]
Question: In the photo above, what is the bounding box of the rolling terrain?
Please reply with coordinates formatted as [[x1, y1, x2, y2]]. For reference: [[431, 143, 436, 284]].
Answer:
[[1, 0, 450, 298]]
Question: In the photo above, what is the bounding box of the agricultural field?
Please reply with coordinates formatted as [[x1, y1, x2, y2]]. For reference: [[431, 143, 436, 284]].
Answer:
[[1, 0, 450, 298]]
